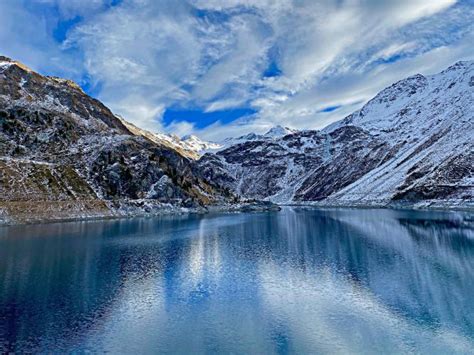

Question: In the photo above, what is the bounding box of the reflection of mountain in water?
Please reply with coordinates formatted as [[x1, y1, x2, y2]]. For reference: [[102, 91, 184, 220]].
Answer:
[[0, 208, 473, 352]]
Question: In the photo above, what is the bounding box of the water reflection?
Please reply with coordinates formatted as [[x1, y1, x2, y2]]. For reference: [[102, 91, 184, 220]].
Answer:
[[0, 208, 473, 353]]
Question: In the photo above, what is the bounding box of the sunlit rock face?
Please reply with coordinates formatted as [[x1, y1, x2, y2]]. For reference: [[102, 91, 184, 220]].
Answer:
[[198, 61, 474, 208], [0, 56, 232, 223], [118, 118, 223, 160]]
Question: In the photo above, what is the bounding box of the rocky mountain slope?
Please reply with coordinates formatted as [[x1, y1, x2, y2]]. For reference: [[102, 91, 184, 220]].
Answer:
[[198, 61, 473, 209], [0, 56, 234, 224], [118, 117, 222, 160], [120, 121, 296, 160]]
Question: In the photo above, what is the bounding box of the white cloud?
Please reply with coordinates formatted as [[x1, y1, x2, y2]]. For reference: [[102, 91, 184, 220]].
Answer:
[[192, 13, 271, 101], [1, 0, 473, 139], [374, 42, 418, 60], [0, 0, 76, 75], [205, 98, 248, 112], [165, 121, 196, 138], [108, 95, 166, 133], [192, 0, 470, 138], [220, 29, 474, 136], [63, 0, 204, 131]]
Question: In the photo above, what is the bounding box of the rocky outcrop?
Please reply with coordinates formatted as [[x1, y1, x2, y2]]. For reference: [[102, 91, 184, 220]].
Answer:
[[198, 61, 474, 209], [0, 56, 233, 224]]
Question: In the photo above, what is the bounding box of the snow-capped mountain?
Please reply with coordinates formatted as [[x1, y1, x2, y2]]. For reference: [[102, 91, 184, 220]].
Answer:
[[264, 125, 297, 138], [131, 124, 296, 160], [116, 118, 222, 159], [181, 134, 222, 154], [0, 56, 233, 223], [198, 61, 474, 208], [220, 125, 297, 148], [321, 61, 473, 207], [1, 54, 472, 223]]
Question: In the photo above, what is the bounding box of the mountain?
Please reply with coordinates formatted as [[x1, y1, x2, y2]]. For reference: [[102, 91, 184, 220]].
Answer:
[[1, 55, 471, 224], [264, 125, 297, 138], [117, 118, 222, 160], [198, 61, 474, 208], [0, 56, 234, 224], [220, 125, 297, 148], [181, 135, 222, 154]]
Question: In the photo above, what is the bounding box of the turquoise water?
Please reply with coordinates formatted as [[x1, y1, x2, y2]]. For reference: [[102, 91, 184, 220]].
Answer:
[[0, 208, 473, 353]]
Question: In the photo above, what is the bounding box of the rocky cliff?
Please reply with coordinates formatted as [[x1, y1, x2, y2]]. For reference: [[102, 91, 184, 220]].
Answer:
[[0, 56, 233, 224]]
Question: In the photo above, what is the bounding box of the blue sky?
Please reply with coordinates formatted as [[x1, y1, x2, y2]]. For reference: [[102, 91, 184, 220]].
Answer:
[[1, 0, 473, 140]]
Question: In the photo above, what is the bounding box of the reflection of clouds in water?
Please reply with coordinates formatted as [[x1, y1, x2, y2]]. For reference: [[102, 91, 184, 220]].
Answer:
[[80, 215, 269, 353], [186, 218, 222, 286], [82, 270, 167, 353], [1, 208, 474, 353], [258, 261, 474, 353]]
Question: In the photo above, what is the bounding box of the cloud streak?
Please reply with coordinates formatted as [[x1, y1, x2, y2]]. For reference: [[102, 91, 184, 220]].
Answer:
[[1, 0, 473, 139]]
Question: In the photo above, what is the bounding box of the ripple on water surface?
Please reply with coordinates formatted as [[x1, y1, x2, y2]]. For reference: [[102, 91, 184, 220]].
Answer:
[[0, 208, 473, 353]]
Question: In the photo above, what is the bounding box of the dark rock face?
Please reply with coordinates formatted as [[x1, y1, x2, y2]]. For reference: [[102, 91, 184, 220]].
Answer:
[[0, 56, 232, 223], [295, 129, 390, 201], [198, 126, 392, 202], [393, 152, 474, 202], [0, 57, 129, 133]]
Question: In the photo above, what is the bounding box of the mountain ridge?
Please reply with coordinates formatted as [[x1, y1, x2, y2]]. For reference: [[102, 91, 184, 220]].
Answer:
[[0, 56, 239, 224], [197, 60, 474, 209], [1, 56, 472, 224]]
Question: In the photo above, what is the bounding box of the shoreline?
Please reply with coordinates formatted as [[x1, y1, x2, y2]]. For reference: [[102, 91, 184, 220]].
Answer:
[[285, 201, 474, 213], [0, 200, 281, 227], [1, 200, 473, 227]]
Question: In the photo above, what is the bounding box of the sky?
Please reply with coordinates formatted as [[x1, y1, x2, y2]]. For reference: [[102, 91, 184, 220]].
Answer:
[[1, 0, 473, 140]]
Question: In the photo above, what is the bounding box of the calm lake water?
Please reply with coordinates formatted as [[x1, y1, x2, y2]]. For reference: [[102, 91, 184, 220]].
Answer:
[[0, 207, 473, 353]]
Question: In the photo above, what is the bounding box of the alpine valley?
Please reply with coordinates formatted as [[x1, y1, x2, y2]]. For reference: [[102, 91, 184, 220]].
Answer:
[[0, 56, 473, 224]]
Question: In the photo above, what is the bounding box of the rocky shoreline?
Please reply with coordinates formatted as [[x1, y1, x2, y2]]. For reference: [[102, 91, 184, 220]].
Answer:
[[288, 200, 474, 212], [0, 200, 282, 226], [4, 199, 474, 227]]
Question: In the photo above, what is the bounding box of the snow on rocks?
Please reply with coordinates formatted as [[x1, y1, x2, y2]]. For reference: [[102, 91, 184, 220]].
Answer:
[[199, 61, 474, 209]]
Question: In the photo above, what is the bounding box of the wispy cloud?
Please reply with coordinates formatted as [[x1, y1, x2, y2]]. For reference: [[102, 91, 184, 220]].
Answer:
[[1, 0, 473, 139]]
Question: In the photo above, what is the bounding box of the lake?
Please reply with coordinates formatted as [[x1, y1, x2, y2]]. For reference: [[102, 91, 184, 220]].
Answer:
[[1, 207, 473, 353]]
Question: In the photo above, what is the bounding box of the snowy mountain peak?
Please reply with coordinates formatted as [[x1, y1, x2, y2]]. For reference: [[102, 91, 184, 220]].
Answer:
[[0, 55, 33, 73], [181, 134, 222, 153], [442, 60, 474, 74], [367, 73, 428, 107], [181, 134, 197, 141], [264, 125, 296, 138], [218, 126, 298, 151], [198, 60, 473, 208], [116, 118, 222, 159], [328, 59, 474, 137]]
